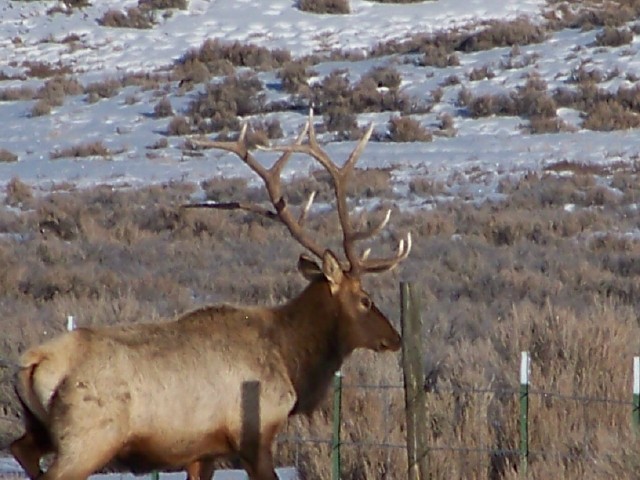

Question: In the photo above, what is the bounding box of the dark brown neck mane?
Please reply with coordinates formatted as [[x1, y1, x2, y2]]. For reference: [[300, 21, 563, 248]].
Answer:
[[275, 280, 352, 416]]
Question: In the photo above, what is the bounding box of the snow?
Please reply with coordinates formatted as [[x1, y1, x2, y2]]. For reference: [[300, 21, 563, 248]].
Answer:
[[1, 0, 640, 201]]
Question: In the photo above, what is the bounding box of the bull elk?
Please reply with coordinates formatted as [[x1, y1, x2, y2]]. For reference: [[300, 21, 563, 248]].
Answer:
[[9, 111, 411, 480]]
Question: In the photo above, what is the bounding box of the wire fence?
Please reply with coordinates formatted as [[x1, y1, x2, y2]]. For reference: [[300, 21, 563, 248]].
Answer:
[[273, 354, 640, 480]]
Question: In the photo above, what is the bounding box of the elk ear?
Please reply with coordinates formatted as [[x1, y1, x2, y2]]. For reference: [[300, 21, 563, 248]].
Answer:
[[298, 254, 324, 281], [322, 250, 343, 295]]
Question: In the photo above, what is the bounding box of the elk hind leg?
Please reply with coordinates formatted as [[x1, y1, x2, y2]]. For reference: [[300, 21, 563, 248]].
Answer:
[[38, 441, 119, 480], [10, 430, 50, 480], [10, 409, 53, 480]]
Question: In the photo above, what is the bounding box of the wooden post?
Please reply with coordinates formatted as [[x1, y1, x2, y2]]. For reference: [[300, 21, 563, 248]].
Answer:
[[400, 282, 429, 480], [519, 351, 530, 477], [633, 357, 640, 434], [331, 371, 343, 480]]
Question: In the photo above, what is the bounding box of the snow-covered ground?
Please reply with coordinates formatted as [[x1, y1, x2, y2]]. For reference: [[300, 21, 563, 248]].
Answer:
[[3, 0, 638, 202], [0, 455, 297, 479]]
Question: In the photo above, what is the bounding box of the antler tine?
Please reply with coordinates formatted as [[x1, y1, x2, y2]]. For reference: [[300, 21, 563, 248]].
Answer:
[[357, 232, 412, 274], [351, 209, 391, 242], [298, 191, 317, 225]]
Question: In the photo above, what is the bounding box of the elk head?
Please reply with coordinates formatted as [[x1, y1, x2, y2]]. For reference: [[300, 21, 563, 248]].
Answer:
[[188, 110, 411, 356]]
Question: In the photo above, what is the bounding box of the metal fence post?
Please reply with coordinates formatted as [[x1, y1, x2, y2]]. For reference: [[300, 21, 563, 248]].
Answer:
[[400, 282, 429, 480], [519, 351, 530, 477], [633, 356, 640, 434], [332, 370, 343, 480]]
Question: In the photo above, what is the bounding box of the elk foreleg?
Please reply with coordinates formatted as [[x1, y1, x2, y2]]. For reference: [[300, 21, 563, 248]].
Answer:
[[186, 459, 216, 480], [242, 447, 278, 480]]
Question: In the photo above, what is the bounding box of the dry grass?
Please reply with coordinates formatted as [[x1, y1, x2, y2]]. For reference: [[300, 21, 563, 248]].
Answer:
[[1, 166, 640, 478]]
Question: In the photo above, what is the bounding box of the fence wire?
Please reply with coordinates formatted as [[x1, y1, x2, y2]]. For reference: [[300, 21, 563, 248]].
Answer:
[[274, 379, 637, 477]]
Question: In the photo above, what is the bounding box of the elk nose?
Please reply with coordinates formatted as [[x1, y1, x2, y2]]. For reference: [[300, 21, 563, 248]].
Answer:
[[380, 335, 401, 352]]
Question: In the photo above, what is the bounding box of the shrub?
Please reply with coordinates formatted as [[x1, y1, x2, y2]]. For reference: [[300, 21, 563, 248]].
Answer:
[[5, 177, 32, 206], [418, 45, 459, 68], [147, 138, 169, 149], [0, 86, 35, 101], [179, 39, 290, 75], [439, 74, 460, 86], [43, 75, 83, 97], [528, 115, 570, 134], [167, 116, 191, 136], [174, 58, 212, 86], [431, 87, 443, 103], [362, 65, 402, 90], [84, 78, 121, 100], [515, 74, 557, 118], [278, 60, 314, 94], [154, 96, 174, 118], [468, 65, 495, 81], [50, 141, 111, 159], [582, 101, 640, 131], [23, 61, 71, 79], [312, 69, 410, 118], [187, 73, 265, 133], [457, 17, 547, 52], [99, 7, 155, 29], [138, 0, 188, 9], [36, 76, 83, 108], [0, 149, 18, 163], [467, 93, 517, 118], [323, 106, 358, 135], [387, 116, 432, 142], [593, 27, 634, 47], [298, 0, 350, 14], [435, 112, 456, 137], [31, 99, 52, 117], [250, 118, 283, 140]]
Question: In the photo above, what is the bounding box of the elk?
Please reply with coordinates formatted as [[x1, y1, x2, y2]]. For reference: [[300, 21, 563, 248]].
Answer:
[[9, 110, 411, 480]]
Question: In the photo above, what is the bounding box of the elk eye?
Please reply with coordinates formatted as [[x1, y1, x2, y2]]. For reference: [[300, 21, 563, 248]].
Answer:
[[360, 296, 372, 310]]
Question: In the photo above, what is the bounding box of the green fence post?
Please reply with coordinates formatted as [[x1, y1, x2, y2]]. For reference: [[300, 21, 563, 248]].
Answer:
[[519, 351, 530, 477], [633, 357, 640, 434], [332, 370, 343, 480], [150, 472, 159, 480]]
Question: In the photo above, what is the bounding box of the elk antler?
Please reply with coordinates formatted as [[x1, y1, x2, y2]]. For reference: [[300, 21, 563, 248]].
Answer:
[[263, 110, 411, 274], [185, 123, 326, 260], [187, 110, 411, 275]]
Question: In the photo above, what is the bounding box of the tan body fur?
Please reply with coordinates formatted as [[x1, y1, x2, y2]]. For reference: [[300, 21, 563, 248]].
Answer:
[[10, 258, 401, 480]]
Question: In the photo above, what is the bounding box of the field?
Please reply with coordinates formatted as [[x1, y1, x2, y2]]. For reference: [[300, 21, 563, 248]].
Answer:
[[2, 0, 640, 478]]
